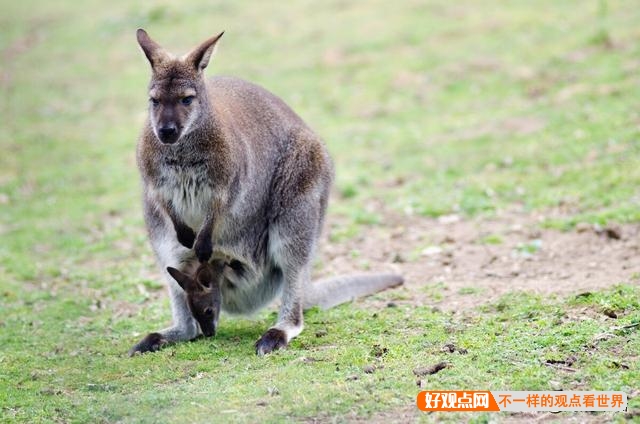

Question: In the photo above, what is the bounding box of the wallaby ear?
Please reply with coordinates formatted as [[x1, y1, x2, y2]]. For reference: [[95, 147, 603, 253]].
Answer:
[[136, 28, 168, 69], [184, 31, 224, 71], [167, 267, 201, 294]]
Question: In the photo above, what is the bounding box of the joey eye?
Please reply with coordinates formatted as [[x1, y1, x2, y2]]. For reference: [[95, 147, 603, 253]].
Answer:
[[204, 307, 214, 316], [181, 96, 195, 106], [150, 98, 159, 106]]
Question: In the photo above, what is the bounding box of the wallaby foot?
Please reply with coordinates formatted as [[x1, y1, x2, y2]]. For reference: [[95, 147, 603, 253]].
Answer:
[[128, 332, 168, 356], [255, 328, 288, 355], [128, 318, 199, 356]]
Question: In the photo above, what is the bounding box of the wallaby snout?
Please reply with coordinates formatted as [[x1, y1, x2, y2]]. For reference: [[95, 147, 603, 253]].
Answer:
[[158, 124, 178, 144]]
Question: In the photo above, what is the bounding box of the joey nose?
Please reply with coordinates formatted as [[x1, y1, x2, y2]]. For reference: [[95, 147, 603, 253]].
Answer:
[[202, 323, 216, 337]]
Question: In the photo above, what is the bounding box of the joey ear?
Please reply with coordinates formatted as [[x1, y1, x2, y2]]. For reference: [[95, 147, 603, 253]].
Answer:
[[167, 267, 201, 294], [196, 266, 213, 288], [184, 31, 224, 71], [136, 28, 168, 68]]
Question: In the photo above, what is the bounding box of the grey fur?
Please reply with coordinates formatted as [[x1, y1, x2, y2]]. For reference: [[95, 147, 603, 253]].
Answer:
[[129, 30, 403, 356], [304, 274, 404, 310]]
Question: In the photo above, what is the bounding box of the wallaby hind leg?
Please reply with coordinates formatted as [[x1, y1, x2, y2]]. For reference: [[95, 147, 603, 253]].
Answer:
[[129, 201, 200, 355], [254, 132, 332, 355], [255, 264, 309, 355], [129, 251, 201, 355], [255, 199, 320, 355]]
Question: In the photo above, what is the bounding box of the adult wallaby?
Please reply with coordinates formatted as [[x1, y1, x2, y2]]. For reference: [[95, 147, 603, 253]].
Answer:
[[129, 29, 403, 356]]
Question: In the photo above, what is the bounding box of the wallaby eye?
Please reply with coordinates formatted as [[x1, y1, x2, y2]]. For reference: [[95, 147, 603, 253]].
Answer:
[[204, 307, 213, 316], [181, 96, 195, 106], [150, 98, 159, 106]]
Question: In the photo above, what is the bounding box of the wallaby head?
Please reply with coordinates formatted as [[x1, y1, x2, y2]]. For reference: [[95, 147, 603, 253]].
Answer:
[[166, 262, 222, 337], [136, 29, 224, 145]]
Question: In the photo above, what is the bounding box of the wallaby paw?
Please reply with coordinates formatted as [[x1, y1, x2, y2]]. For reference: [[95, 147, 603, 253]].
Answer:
[[194, 236, 213, 263], [176, 224, 196, 249], [255, 328, 288, 356], [128, 332, 168, 356]]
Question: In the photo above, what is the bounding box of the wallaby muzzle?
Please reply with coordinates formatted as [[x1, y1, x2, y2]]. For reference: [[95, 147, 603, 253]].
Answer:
[[158, 124, 179, 144]]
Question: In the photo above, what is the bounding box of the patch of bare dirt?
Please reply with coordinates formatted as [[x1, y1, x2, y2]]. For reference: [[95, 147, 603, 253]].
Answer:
[[317, 205, 640, 311]]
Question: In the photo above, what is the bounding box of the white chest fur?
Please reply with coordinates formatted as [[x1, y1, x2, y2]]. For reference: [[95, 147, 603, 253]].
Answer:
[[156, 164, 213, 230]]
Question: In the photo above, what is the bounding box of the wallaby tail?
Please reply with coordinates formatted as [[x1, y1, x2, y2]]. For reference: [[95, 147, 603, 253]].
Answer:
[[303, 274, 404, 310]]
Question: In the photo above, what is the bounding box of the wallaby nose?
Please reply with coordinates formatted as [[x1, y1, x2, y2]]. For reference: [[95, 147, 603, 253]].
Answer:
[[158, 125, 178, 144], [159, 126, 176, 137]]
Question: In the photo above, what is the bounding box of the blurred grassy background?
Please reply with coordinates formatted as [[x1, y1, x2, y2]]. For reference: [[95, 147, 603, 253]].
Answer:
[[1, 0, 639, 422]]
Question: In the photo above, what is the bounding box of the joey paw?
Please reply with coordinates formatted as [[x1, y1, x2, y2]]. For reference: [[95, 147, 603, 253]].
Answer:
[[176, 224, 196, 249], [255, 328, 288, 356], [194, 235, 213, 263], [128, 332, 168, 356]]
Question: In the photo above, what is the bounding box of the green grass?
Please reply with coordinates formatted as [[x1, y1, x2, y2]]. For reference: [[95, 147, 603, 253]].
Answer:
[[2, 279, 638, 422], [1, 0, 639, 422]]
